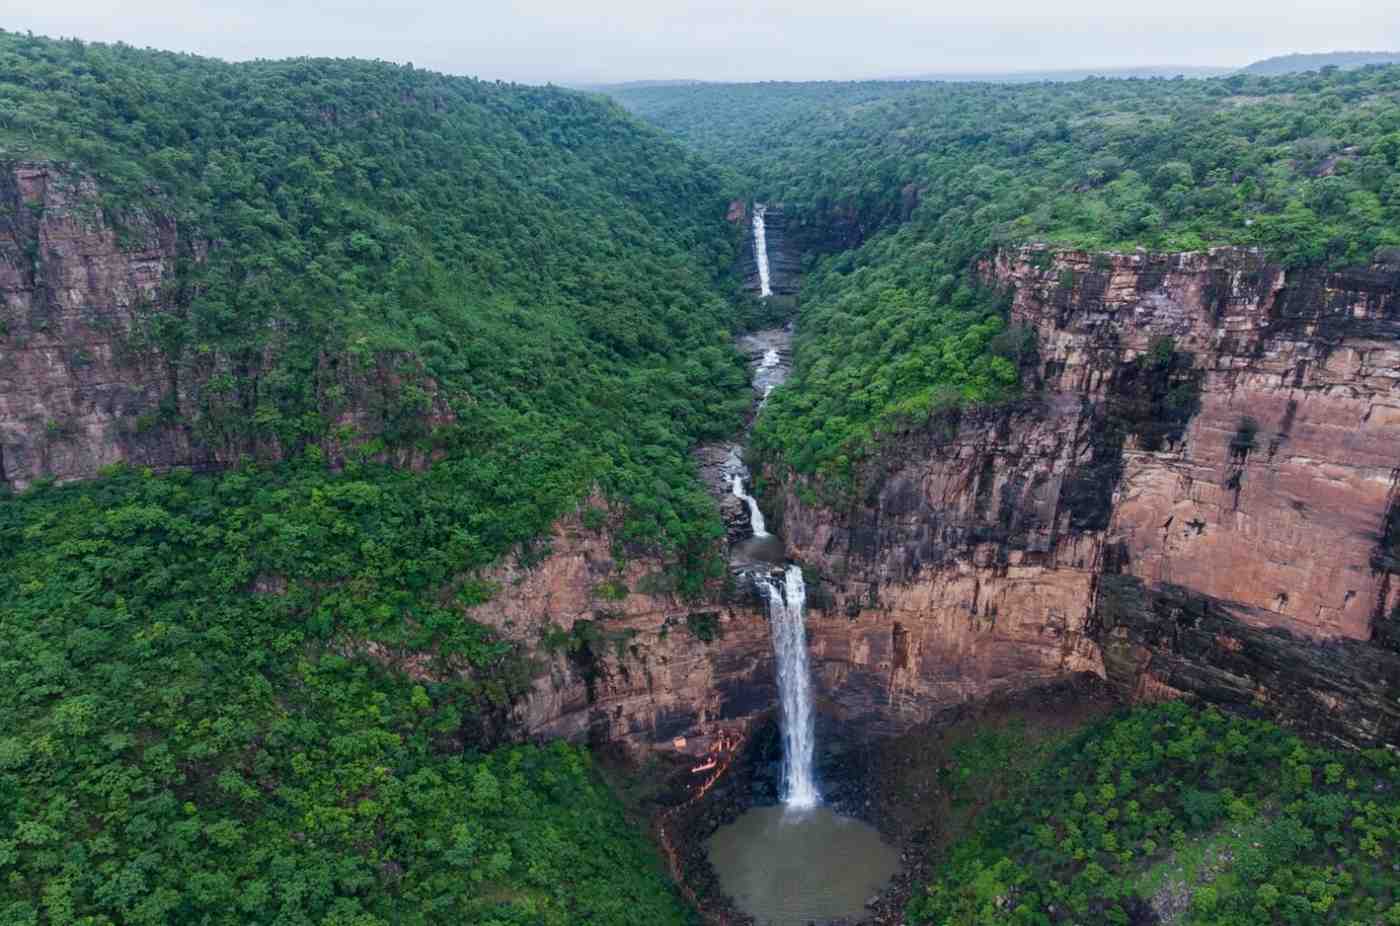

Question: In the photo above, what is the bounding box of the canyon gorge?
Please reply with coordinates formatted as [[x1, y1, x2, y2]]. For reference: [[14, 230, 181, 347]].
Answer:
[[459, 240, 1400, 767], [6, 167, 1400, 762], [14, 37, 1400, 926]]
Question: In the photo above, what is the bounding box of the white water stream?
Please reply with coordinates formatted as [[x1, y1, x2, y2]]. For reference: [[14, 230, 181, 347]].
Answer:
[[752, 205, 773, 298], [761, 564, 819, 807], [720, 328, 819, 807], [731, 474, 769, 538]]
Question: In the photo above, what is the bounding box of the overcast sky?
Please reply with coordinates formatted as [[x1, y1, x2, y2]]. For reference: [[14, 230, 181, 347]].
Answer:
[[4, 0, 1398, 84]]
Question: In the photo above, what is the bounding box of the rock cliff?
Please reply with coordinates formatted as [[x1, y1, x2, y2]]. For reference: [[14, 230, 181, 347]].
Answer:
[[0, 162, 450, 490], [0, 162, 188, 486], [459, 500, 775, 756], [776, 245, 1400, 748]]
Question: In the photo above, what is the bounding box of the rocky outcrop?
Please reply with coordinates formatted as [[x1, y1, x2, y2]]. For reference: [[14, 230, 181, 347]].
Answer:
[[460, 499, 774, 755], [773, 245, 1400, 748], [780, 397, 1109, 738], [0, 162, 189, 486], [0, 162, 451, 490]]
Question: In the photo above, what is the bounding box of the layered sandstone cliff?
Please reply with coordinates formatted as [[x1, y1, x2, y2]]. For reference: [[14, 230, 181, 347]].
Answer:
[[774, 246, 1400, 748], [0, 162, 450, 490], [0, 162, 187, 486], [458, 499, 774, 755]]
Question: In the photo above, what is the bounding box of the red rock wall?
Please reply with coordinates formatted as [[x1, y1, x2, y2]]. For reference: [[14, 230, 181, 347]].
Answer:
[[779, 398, 1108, 738], [0, 162, 451, 489], [772, 245, 1400, 747], [459, 500, 774, 755], [995, 246, 1400, 643], [0, 163, 189, 486]]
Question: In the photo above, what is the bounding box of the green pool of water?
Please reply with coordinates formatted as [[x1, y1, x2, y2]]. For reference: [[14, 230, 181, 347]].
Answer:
[[707, 804, 900, 925]]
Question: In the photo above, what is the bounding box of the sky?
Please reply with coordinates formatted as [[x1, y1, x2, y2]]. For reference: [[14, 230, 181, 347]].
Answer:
[[3, 0, 1398, 85]]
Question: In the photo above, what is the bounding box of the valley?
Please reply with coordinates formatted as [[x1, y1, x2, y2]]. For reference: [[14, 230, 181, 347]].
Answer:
[[3, 28, 1400, 926]]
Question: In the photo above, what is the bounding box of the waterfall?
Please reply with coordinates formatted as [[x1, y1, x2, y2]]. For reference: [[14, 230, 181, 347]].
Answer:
[[731, 474, 769, 538], [763, 564, 819, 808], [752, 205, 773, 298]]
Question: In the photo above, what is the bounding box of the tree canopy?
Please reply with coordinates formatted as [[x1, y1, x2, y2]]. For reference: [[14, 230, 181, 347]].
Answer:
[[0, 31, 743, 925], [614, 66, 1400, 490]]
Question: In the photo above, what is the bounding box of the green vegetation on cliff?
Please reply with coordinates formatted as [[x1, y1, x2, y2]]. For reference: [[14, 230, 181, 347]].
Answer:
[[1, 29, 753, 575], [907, 703, 1400, 925], [615, 67, 1400, 489], [0, 467, 694, 925], [0, 31, 746, 924]]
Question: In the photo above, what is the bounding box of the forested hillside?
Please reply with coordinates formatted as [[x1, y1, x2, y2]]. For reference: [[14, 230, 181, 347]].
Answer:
[[0, 31, 740, 924], [1244, 51, 1400, 75], [2, 30, 754, 568], [613, 67, 1400, 491], [908, 703, 1400, 925]]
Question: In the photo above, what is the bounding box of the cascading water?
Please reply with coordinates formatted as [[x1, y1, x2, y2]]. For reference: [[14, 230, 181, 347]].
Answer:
[[757, 347, 780, 409], [761, 565, 819, 808], [721, 331, 819, 807], [752, 205, 773, 298], [706, 309, 896, 926], [731, 474, 769, 538]]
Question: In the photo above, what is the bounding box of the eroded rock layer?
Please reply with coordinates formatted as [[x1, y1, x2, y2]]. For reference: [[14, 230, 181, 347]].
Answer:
[[0, 162, 187, 486], [774, 246, 1400, 747], [461, 501, 774, 756]]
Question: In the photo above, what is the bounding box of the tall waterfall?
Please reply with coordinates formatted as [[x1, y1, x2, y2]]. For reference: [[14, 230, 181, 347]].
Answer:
[[762, 565, 819, 808], [752, 205, 773, 298], [731, 475, 769, 538]]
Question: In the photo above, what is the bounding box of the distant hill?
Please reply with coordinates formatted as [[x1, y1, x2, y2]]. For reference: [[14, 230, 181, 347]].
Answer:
[[574, 78, 707, 92], [1244, 51, 1400, 75], [901, 65, 1232, 83]]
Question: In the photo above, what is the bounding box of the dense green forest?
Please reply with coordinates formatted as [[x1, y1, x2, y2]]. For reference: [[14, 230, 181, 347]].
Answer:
[[909, 703, 1400, 925], [0, 31, 745, 924], [613, 66, 1400, 491], [0, 463, 706, 924], [8, 25, 1400, 925], [1, 29, 757, 576]]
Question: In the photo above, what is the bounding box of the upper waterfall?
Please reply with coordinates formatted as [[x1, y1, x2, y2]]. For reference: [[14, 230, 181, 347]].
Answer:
[[752, 205, 773, 298]]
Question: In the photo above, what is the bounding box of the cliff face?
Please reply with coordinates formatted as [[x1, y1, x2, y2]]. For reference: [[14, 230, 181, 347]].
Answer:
[[780, 398, 1108, 738], [0, 162, 450, 490], [777, 246, 1400, 748], [0, 163, 188, 486], [458, 500, 773, 756]]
